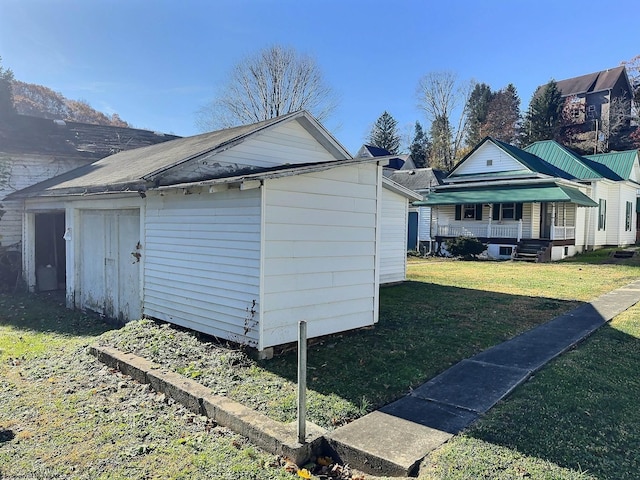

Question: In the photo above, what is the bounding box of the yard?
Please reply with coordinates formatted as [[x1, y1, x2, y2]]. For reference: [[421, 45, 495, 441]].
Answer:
[[1, 248, 639, 478]]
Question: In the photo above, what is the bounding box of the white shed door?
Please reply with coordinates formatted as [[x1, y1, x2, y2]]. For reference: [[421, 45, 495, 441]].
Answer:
[[79, 209, 141, 321]]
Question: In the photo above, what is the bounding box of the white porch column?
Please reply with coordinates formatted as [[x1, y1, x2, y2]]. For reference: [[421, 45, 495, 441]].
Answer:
[[487, 204, 493, 238], [550, 203, 556, 240], [517, 219, 523, 242]]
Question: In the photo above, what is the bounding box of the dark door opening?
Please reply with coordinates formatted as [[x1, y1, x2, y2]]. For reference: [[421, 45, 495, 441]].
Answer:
[[35, 212, 66, 291], [540, 203, 552, 239]]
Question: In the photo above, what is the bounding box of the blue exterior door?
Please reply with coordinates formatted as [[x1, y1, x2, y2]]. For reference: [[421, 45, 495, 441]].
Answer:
[[407, 211, 418, 250]]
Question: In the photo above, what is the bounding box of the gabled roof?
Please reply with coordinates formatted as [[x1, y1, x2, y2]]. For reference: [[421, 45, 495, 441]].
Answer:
[[8, 111, 352, 199], [0, 114, 180, 159], [356, 144, 391, 158], [554, 65, 630, 97], [450, 137, 575, 181], [585, 150, 639, 181], [524, 140, 622, 181], [386, 168, 443, 192]]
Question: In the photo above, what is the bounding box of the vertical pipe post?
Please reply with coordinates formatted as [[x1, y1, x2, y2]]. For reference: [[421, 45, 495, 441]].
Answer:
[[297, 320, 307, 444]]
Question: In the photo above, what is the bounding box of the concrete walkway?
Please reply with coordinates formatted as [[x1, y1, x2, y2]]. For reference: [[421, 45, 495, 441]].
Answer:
[[327, 279, 640, 477]]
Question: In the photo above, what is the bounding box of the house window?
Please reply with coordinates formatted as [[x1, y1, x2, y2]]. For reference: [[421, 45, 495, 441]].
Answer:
[[499, 246, 513, 256], [501, 203, 515, 220], [455, 204, 483, 221], [626, 201, 632, 231], [492, 203, 523, 221], [486, 159, 493, 166], [570, 107, 580, 118], [464, 204, 477, 219], [598, 199, 607, 230]]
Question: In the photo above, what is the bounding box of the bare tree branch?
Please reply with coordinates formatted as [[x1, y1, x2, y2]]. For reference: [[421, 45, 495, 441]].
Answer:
[[196, 45, 337, 131]]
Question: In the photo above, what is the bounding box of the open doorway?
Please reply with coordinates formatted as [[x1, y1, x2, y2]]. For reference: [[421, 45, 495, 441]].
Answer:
[[35, 212, 66, 291]]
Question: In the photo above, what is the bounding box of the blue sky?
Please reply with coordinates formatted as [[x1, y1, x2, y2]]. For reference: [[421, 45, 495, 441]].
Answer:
[[1, 0, 638, 155]]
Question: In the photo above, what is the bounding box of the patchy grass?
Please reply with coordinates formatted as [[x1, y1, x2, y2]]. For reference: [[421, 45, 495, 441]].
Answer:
[[0, 294, 294, 480], [2, 249, 639, 479], [421, 300, 640, 480]]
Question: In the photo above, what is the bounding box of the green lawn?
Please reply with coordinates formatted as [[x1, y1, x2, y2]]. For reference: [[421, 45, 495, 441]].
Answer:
[[1, 248, 639, 479]]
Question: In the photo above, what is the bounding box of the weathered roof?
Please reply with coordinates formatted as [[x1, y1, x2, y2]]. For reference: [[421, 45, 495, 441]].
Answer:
[[524, 140, 622, 181], [0, 114, 180, 159], [417, 183, 598, 207], [386, 168, 443, 192], [585, 150, 639, 181], [8, 111, 352, 199], [554, 65, 628, 96]]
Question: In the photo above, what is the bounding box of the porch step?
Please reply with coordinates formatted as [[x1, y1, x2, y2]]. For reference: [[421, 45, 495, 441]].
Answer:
[[613, 250, 635, 259], [513, 240, 551, 263]]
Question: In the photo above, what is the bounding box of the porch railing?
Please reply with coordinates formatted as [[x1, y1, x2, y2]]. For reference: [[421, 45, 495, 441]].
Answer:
[[437, 221, 522, 241], [552, 226, 575, 240]]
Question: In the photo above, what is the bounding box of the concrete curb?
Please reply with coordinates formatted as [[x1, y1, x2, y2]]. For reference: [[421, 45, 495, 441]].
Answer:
[[88, 345, 326, 466]]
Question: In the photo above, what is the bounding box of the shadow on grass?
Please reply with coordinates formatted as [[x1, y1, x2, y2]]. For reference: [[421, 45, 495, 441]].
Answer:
[[465, 323, 640, 480], [260, 281, 583, 413], [0, 291, 116, 338]]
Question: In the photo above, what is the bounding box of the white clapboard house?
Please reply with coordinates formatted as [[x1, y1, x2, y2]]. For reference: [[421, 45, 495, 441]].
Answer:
[[8, 111, 418, 352]]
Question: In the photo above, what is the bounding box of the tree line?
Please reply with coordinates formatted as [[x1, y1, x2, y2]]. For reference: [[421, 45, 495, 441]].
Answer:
[[0, 57, 130, 127]]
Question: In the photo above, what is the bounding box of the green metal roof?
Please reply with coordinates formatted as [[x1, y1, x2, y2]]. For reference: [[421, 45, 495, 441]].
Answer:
[[490, 138, 575, 179], [585, 150, 638, 181], [525, 141, 605, 179], [416, 183, 598, 207]]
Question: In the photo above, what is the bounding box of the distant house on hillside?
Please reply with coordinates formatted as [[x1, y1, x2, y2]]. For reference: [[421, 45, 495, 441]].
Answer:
[[548, 66, 634, 131], [0, 114, 179, 287]]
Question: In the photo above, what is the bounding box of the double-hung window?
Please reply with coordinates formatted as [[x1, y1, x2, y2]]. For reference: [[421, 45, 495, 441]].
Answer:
[[598, 199, 607, 231]]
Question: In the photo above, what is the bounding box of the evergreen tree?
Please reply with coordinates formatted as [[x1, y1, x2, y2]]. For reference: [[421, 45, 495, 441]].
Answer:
[[521, 80, 563, 145], [465, 83, 493, 146], [0, 57, 16, 117], [429, 115, 453, 170], [368, 111, 401, 154], [409, 121, 430, 168]]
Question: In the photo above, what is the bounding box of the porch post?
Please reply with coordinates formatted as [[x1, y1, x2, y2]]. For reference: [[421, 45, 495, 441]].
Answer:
[[550, 203, 556, 240], [517, 219, 522, 242], [487, 204, 492, 238]]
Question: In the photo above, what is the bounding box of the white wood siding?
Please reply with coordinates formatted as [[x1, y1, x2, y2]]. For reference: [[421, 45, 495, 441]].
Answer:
[[0, 154, 90, 246], [418, 206, 432, 241], [261, 163, 378, 348], [143, 188, 262, 347], [379, 187, 408, 284], [451, 143, 528, 177], [162, 121, 339, 184]]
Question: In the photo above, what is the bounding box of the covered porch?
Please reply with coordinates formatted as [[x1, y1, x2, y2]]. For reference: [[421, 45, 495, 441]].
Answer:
[[417, 182, 598, 260]]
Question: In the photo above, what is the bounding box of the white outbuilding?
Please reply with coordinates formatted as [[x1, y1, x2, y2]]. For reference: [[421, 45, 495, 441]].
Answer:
[[10, 111, 418, 352]]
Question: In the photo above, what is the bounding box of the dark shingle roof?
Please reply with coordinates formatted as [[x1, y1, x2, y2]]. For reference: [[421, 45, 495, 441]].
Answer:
[[356, 144, 391, 158], [0, 114, 180, 159], [387, 168, 442, 192], [554, 65, 627, 96]]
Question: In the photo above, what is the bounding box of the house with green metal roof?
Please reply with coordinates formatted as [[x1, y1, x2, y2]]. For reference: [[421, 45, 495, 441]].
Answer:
[[525, 141, 639, 248], [416, 136, 637, 261]]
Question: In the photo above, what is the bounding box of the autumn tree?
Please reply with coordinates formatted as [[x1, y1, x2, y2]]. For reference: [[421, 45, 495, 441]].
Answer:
[[367, 111, 401, 154], [484, 84, 521, 144], [197, 45, 337, 130], [409, 121, 430, 168], [429, 115, 454, 170], [521, 80, 564, 145], [12, 80, 130, 127], [417, 71, 473, 169], [0, 57, 15, 117]]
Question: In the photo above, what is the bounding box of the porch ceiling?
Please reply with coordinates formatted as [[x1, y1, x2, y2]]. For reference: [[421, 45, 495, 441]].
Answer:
[[416, 183, 598, 207]]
